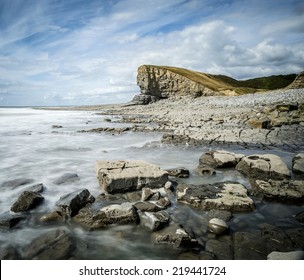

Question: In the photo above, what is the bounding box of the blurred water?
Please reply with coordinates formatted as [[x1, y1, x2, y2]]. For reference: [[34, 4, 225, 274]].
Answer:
[[0, 108, 303, 259]]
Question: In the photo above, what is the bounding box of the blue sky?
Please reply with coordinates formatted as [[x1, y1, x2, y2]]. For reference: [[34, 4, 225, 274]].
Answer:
[[0, 0, 303, 106]]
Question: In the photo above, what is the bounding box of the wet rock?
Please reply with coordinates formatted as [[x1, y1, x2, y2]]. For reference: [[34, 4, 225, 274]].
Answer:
[[236, 154, 290, 180], [11, 191, 44, 213], [153, 223, 198, 249], [0, 245, 19, 259], [73, 202, 139, 229], [1, 178, 34, 188], [53, 173, 80, 185], [56, 189, 95, 216], [176, 182, 254, 212], [292, 153, 304, 174], [139, 211, 170, 231], [133, 201, 161, 212], [0, 211, 26, 229], [295, 211, 304, 223], [207, 209, 232, 222], [165, 167, 190, 178], [195, 165, 216, 176], [208, 218, 228, 235], [252, 179, 304, 201], [141, 187, 155, 201], [198, 150, 244, 168], [267, 251, 304, 260], [164, 181, 174, 193], [205, 236, 233, 260], [40, 211, 67, 223], [20, 229, 73, 260], [96, 193, 128, 206], [23, 183, 44, 193], [154, 197, 171, 209], [95, 160, 168, 193], [126, 191, 142, 202]]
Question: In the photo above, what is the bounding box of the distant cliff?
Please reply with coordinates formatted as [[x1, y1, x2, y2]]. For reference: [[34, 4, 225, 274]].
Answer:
[[132, 65, 299, 105], [287, 72, 304, 89]]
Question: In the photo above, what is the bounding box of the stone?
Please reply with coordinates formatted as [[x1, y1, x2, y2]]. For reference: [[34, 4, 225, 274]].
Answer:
[[53, 173, 80, 185], [95, 160, 168, 194], [176, 182, 255, 212], [131, 94, 160, 105], [126, 191, 142, 202], [292, 153, 304, 174], [208, 218, 229, 235], [207, 209, 232, 222], [56, 189, 95, 216], [248, 117, 271, 129], [141, 187, 155, 201], [73, 202, 139, 229], [195, 165, 216, 176], [198, 150, 245, 168], [165, 167, 190, 178], [139, 211, 170, 231], [133, 201, 161, 212], [267, 251, 304, 260], [23, 183, 44, 193], [40, 211, 67, 223], [295, 211, 304, 223], [153, 223, 198, 249], [236, 154, 290, 180], [1, 178, 34, 188], [205, 236, 233, 260], [154, 197, 171, 209], [10, 191, 44, 213], [164, 181, 174, 193], [252, 179, 304, 201], [20, 229, 73, 260], [0, 211, 26, 229]]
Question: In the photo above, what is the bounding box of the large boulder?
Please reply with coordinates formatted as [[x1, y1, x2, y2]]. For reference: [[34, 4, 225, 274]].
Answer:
[[95, 160, 168, 193], [10, 191, 44, 213], [236, 154, 290, 180], [56, 189, 95, 216], [292, 153, 304, 174], [176, 182, 254, 212], [198, 150, 244, 168]]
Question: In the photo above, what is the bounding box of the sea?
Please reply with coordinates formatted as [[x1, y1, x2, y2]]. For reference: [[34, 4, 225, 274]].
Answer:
[[0, 107, 303, 259]]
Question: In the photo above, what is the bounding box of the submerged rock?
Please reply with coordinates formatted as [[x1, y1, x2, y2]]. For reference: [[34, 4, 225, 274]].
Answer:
[[10, 191, 44, 213], [208, 218, 229, 235], [1, 178, 34, 188], [176, 182, 254, 212], [236, 154, 290, 180], [53, 173, 80, 185], [95, 160, 168, 193], [0, 211, 26, 229]]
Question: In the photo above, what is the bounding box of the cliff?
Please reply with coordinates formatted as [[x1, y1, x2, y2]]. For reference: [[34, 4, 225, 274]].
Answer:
[[287, 72, 304, 89]]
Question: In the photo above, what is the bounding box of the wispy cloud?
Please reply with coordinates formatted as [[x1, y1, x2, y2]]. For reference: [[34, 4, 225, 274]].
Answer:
[[0, 0, 303, 106]]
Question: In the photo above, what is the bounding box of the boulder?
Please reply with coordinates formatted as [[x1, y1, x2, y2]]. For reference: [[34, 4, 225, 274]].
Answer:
[[11, 191, 44, 213], [53, 173, 80, 185], [165, 167, 190, 178], [153, 223, 198, 249], [236, 154, 290, 180], [56, 189, 95, 216], [252, 179, 304, 201], [198, 150, 244, 168], [133, 201, 161, 212], [154, 197, 171, 209], [40, 211, 67, 223], [95, 160, 168, 193], [292, 153, 304, 174], [208, 218, 228, 235], [267, 251, 304, 260], [23, 183, 44, 193], [141, 187, 156, 201], [20, 229, 73, 260], [0, 211, 26, 229], [73, 202, 139, 229], [176, 182, 254, 212], [131, 94, 160, 105], [206, 209, 232, 222], [139, 211, 170, 231]]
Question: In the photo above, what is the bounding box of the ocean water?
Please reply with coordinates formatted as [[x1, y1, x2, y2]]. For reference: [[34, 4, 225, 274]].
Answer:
[[0, 107, 303, 259]]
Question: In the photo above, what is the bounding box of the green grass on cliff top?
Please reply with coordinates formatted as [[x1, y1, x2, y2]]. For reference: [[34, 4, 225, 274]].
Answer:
[[145, 65, 297, 94]]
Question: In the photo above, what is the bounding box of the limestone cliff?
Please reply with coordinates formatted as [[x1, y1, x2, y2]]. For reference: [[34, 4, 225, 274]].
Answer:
[[133, 65, 219, 104]]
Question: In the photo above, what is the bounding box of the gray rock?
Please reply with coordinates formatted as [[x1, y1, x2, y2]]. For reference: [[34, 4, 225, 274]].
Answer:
[[195, 165, 216, 176], [0, 211, 26, 229], [126, 191, 142, 202], [165, 167, 190, 178], [205, 236, 233, 260], [133, 201, 161, 212], [1, 178, 34, 188], [56, 189, 95, 216], [40, 211, 67, 223], [164, 181, 174, 193], [267, 251, 304, 260], [53, 173, 80, 185], [131, 94, 160, 105], [20, 229, 73, 260], [252, 179, 304, 201], [199, 150, 244, 168], [95, 160, 168, 193], [176, 182, 254, 212], [139, 211, 170, 231], [154, 197, 171, 209], [141, 187, 155, 201], [207, 209, 232, 222], [11, 191, 44, 213], [208, 218, 228, 235], [153, 223, 198, 249], [23, 183, 44, 193], [292, 153, 304, 174], [236, 154, 290, 180], [73, 202, 139, 229]]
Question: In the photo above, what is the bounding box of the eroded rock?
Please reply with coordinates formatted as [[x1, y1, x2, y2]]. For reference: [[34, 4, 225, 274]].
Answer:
[[11, 191, 44, 213], [198, 150, 244, 168]]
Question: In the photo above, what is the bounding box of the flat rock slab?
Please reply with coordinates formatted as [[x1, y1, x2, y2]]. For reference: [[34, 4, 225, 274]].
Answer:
[[177, 182, 254, 212], [95, 160, 168, 193]]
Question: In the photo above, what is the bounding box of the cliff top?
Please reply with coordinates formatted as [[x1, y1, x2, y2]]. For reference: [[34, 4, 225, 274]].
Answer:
[[140, 65, 299, 95]]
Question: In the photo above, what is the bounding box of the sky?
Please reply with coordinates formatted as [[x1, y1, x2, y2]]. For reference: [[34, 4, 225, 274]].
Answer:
[[0, 0, 303, 106]]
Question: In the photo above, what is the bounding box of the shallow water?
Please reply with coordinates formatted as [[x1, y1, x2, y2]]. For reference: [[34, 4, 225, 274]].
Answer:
[[0, 108, 303, 259]]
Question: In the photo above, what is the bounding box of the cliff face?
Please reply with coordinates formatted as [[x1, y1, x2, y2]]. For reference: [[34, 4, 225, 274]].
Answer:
[[287, 72, 304, 89], [133, 65, 217, 104]]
